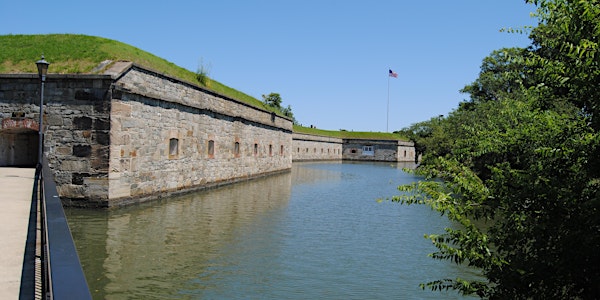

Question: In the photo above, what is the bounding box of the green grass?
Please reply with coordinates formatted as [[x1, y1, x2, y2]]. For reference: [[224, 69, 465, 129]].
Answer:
[[1, 34, 407, 141], [0, 34, 268, 110], [293, 125, 408, 141]]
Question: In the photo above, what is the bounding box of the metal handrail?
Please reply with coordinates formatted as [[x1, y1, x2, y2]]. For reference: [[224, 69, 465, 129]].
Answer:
[[21, 159, 92, 299]]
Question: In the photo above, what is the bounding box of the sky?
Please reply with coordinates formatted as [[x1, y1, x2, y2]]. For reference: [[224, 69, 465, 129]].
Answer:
[[0, 1, 538, 132]]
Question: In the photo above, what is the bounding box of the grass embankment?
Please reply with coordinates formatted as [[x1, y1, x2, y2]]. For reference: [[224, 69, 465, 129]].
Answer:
[[1, 34, 407, 141], [293, 125, 407, 140], [0, 34, 267, 110]]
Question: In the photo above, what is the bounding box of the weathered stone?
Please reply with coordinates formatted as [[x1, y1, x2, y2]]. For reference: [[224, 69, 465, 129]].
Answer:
[[1, 68, 414, 208], [73, 116, 93, 130], [73, 145, 92, 157]]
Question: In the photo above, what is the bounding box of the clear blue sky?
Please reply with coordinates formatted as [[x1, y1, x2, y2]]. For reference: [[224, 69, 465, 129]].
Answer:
[[1, 1, 537, 132]]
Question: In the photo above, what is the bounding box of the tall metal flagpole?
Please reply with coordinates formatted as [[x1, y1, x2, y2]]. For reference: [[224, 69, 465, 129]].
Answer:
[[387, 69, 390, 132]]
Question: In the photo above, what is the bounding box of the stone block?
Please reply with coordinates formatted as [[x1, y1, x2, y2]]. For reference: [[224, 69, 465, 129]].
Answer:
[[73, 144, 92, 157], [73, 116, 93, 130]]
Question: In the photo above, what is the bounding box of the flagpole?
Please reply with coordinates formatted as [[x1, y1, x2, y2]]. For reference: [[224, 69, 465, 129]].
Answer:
[[387, 69, 390, 132]]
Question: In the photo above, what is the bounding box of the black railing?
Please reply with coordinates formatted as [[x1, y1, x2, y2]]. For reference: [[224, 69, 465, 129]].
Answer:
[[20, 158, 92, 299]]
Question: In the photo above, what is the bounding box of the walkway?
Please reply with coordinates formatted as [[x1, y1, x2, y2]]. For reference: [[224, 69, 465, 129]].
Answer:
[[0, 167, 35, 299]]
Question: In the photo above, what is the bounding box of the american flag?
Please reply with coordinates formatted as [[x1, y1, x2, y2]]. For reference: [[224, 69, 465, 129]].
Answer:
[[389, 69, 398, 78]]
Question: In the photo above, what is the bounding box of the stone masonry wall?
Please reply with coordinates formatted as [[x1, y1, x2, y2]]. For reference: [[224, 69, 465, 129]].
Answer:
[[2, 68, 417, 207], [292, 133, 342, 161], [343, 139, 416, 162], [107, 66, 292, 206], [0, 74, 114, 204]]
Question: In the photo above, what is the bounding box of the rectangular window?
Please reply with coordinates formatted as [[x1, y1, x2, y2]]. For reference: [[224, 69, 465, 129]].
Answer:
[[208, 140, 215, 158], [169, 138, 179, 158], [269, 144, 273, 156], [234, 142, 240, 157], [254, 143, 258, 156], [362, 146, 374, 156], [281, 145, 285, 156]]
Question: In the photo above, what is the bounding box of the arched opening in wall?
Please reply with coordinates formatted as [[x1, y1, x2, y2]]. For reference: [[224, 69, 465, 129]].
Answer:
[[0, 124, 39, 167], [404, 150, 407, 157]]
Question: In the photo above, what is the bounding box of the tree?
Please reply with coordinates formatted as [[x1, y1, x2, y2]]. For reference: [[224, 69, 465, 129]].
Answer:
[[262, 93, 282, 109], [460, 47, 531, 104], [396, 1, 600, 298], [281, 104, 298, 124]]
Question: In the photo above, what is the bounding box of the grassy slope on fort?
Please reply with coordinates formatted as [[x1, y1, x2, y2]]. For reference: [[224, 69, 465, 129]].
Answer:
[[1, 34, 407, 141], [293, 125, 406, 140], [0, 34, 267, 110]]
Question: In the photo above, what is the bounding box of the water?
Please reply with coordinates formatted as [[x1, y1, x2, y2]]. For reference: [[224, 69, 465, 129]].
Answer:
[[67, 162, 479, 299]]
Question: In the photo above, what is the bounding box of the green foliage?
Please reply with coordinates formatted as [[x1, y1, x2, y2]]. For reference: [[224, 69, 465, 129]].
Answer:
[[262, 92, 283, 109], [397, 1, 600, 298], [195, 58, 211, 87]]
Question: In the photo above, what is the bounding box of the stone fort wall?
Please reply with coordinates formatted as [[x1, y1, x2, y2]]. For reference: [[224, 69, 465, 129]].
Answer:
[[292, 133, 342, 161], [1, 64, 292, 207], [1, 65, 416, 207], [108, 65, 292, 206], [343, 139, 416, 162], [0, 73, 114, 206]]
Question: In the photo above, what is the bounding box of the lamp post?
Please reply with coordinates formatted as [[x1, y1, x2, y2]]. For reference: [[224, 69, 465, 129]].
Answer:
[[36, 55, 50, 166]]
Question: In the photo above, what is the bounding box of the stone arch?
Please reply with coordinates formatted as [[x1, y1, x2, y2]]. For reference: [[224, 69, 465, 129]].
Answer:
[[0, 118, 39, 167]]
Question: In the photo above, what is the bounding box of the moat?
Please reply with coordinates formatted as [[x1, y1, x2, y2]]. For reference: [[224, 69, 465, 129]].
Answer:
[[66, 162, 478, 299]]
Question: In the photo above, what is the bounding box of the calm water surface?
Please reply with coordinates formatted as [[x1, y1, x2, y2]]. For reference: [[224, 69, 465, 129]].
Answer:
[[67, 162, 479, 299]]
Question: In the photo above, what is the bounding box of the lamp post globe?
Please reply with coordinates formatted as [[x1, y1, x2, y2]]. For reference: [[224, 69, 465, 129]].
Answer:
[[36, 55, 49, 81], [36, 55, 50, 166]]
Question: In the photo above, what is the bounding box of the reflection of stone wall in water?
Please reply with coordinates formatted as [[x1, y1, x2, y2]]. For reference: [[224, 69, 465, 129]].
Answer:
[[292, 162, 342, 185], [68, 171, 292, 297]]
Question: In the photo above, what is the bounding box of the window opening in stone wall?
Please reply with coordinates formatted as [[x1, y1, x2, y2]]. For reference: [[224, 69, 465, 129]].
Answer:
[[351, 149, 357, 154], [169, 138, 179, 158], [234, 142, 240, 157], [269, 144, 273, 156], [404, 150, 407, 157], [208, 140, 215, 157], [363, 145, 374, 156], [297, 147, 300, 153], [280, 145, 284, 156], [254, 143, 258, 156]]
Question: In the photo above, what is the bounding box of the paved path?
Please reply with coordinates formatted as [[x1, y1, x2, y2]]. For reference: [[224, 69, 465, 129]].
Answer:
[[0, 167, 35, 299]]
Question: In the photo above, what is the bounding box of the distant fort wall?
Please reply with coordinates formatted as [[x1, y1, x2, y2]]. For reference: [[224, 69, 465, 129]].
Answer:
[[292, 133, 342, 161], [343, 139, 416, 162]]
